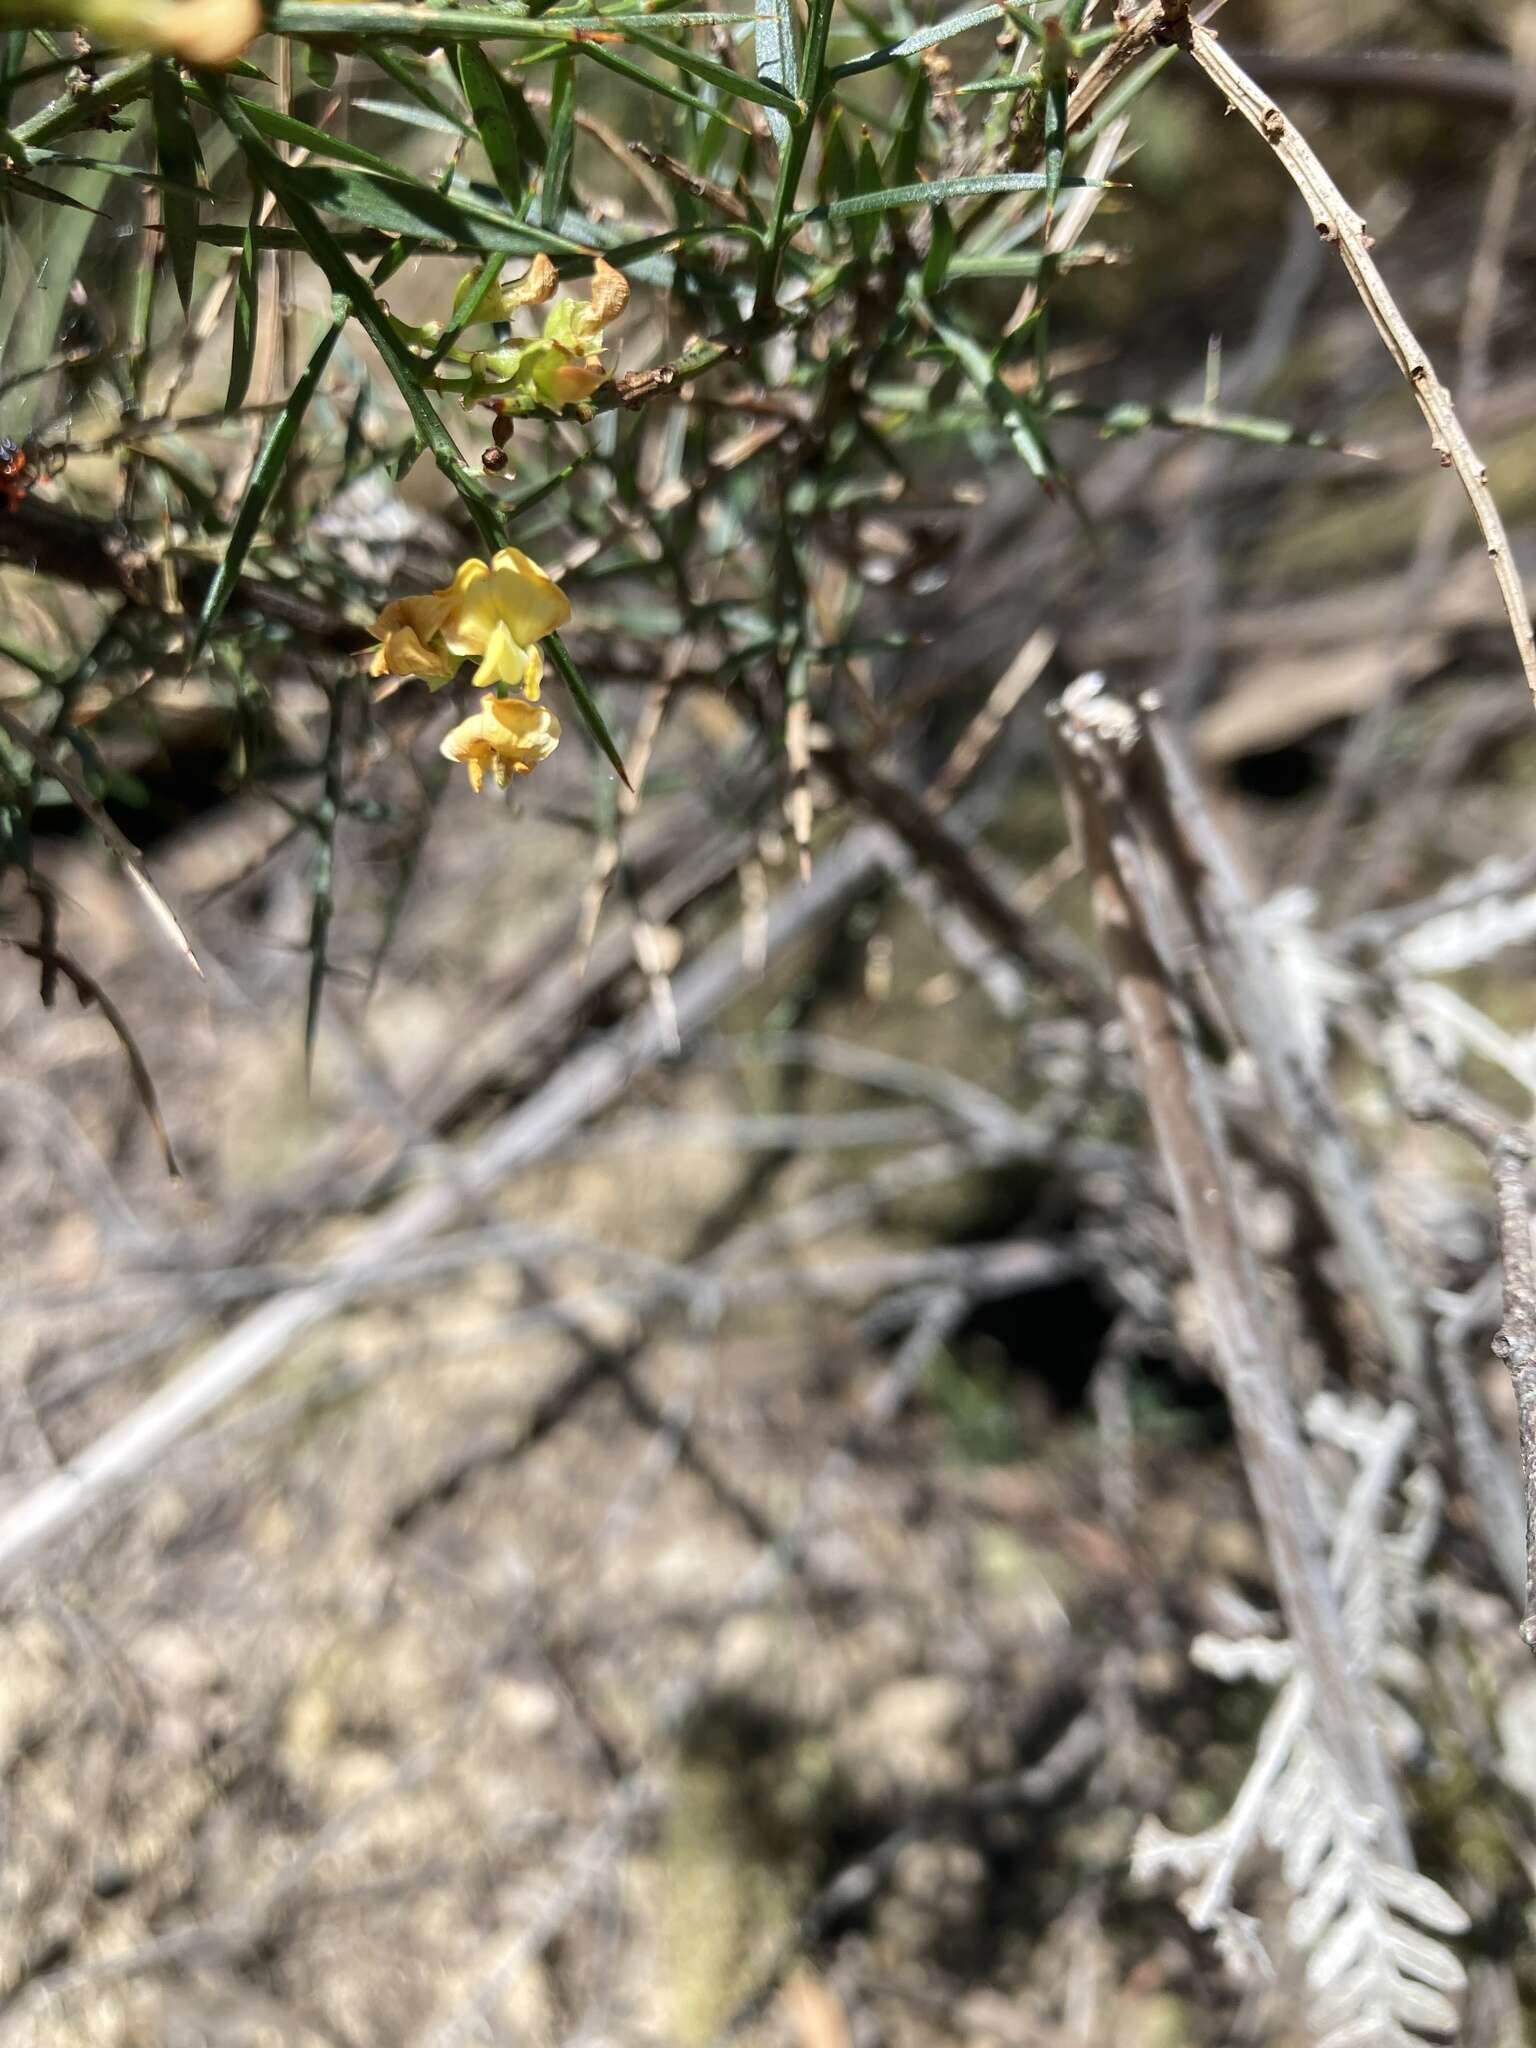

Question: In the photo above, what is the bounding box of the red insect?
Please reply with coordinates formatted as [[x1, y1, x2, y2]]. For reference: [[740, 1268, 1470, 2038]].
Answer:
[[0, 437, 41, 513]]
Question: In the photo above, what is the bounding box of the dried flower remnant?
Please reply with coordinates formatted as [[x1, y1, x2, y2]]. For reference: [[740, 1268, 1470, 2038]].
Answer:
[[440, 694, 561, 792], [458, 258, 632, 410], [367, 547, 572, 697]]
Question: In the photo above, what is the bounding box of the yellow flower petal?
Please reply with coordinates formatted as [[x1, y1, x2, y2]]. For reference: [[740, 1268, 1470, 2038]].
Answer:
[[448, 558, 490, 596], [369, 548, 566, 694], [439, 694, 561, 791], [373, 587, 457, 651], [541, 357, 609, 406], [468, 618, 524, 692], [371, 623, 459, 684], [484, 692, 561, 753], [80, 0, 257, 63], [158, 0, 260, 63], [484, 546, 572, 643]]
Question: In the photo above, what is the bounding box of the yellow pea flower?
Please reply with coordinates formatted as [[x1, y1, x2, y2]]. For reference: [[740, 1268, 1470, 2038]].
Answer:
[[20, 0, 261, 63], [368, 546, 571, 697], [440, 694, 561, 792]]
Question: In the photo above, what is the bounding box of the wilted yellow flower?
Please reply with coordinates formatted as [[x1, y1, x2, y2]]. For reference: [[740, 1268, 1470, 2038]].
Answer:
[[39, 0, 262, 63], [532, 258, 631, 403], [453, 252, 560, 326], [456, 259, 631, 410], [440, 694, 561, 792], [368, 546, 571, 697]]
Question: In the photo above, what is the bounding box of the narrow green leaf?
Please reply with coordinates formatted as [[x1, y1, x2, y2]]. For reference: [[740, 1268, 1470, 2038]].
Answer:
[[547, 633, 631, 790], [161, 219, 390, 255], [921, 202, 954, 295], [575, 38, 750, 130], [202, 74, 504, 551], [617, 21, 800, 113], [754, 0, 797, 150], [196, 314, 344, 653], [429, 248, 500, 369], [184, 80, 443, 180], [541, 55, 574, 231], [23, 147, 209, 204], [226, 193, 259, 411], [797, 170, 1088, 225], [817, 106, 856, 204], [952, 76, 1040, 96], [850, 133, 880, 264], [456, 43, 527, 211], [1048, 394, 1375, 457], [284, 161, 586, 256], [352, 94, 469, 138], [500, 452, 591, 525], [272, 3, 769, 34], [925, 300, 1058, 489], [303, 40, 338, 88], [943, 245, 1113, 281], [1043, 77, 1067, 226], [371, 45, 476, 133], [150, 58, 202, 312], [883, 67, 927, 188], [0, 164, 107, 214], [832, 3, 1001, 80]]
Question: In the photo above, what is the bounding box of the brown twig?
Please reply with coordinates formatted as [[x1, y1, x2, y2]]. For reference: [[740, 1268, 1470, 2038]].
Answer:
[[1410, 1082, 1536, 1652], [1131, 694, 1429, 1391], [7, 940, 180, 1180], [1177, 16, 1536, 708], [1050, 673, 1409, 1849]]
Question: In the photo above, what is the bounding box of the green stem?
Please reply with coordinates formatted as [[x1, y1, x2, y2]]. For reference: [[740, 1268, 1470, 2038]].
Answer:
[[268, 4, 759, 43], [751, 0, 835, 321], [14, 52, 152, 147], [438, 331, 741, 416]]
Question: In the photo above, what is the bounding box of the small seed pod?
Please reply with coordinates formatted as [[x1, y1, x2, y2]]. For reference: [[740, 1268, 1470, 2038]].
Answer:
[[491, 411, 515, 449]]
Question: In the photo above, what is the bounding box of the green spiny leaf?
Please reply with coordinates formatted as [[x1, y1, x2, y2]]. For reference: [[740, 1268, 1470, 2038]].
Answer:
[[547, 632, 631, 790], [616, 21, 800, 114], [754, 0, 798, 151], [150, 59, 202, 313], [541, 55, 574, 231], [797, 170, 1093, 225], [283, 162, 588, 256], [456, 42, 529, 210], [226, 193, 259, 411], [832, 3, 1001, 80], [195, 313, 344, 654]]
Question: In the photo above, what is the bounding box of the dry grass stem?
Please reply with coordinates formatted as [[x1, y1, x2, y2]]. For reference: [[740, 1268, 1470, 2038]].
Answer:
[[1182, 18, 1536, 707]]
